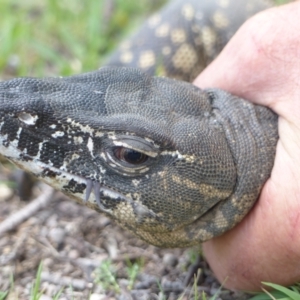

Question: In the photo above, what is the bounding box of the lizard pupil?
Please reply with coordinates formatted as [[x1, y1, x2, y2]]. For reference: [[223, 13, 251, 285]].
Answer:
[[114, 147, 148, 165]]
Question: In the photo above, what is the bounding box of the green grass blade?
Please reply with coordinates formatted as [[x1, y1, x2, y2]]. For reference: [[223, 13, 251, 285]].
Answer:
[[0, 291, 8, 300], [31, 262, 43, 300], [262, 282, 300, 300]]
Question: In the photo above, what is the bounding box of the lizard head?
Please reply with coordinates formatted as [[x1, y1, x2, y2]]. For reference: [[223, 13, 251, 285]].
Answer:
[[0, 67, 272, 247]]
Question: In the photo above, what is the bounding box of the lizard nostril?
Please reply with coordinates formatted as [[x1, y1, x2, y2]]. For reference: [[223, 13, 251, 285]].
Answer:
[[18, 112, 38, 126]]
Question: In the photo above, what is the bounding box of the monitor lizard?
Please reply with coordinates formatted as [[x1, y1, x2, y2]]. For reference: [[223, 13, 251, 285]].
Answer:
[[0, 0, 278, 248]]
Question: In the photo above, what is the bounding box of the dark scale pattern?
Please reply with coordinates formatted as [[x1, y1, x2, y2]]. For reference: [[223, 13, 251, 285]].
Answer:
[[40, 142, 66, 168], [63, 179, 86, 195], [0, 117, 20, 144], [18, 130, 42, 156], [41, 168, 61, 178], [0, 0, 279, 247], [66, 156, 100, 180]]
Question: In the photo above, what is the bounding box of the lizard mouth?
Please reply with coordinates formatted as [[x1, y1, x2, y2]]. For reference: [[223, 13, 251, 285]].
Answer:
[[41, 162, 134, 214], [41, 165, 131, 214], [40, 165, 125, 213]]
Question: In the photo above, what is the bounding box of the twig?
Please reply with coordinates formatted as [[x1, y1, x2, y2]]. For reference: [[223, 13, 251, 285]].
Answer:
[[35, 234, 61, 257], [41, 272, 93, 290], [0, 229, 29, 265], [0, 184, 55, 236]]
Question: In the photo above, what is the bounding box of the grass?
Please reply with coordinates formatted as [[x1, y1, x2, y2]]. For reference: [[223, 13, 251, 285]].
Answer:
[[125, 258, 144, 290], [30, 263, 43, 300], [249, 283, 300, 300], [1, 262, 63, 300], [93, 260, 120, 293], [0, 0, 166, 78], [0, 292, 8, 300], [93, 258, 144, 293]]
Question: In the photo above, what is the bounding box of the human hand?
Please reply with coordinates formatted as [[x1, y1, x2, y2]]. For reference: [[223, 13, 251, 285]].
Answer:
[[194, 1, 300, 291]]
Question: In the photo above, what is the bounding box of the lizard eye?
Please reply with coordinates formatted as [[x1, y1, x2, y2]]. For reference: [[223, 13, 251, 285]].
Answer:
[[101, 135, 158, 175], [113, 147, 148, 165]]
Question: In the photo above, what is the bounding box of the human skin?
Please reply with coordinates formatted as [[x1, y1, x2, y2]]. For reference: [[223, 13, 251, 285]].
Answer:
[[194, 1, 300, 291]]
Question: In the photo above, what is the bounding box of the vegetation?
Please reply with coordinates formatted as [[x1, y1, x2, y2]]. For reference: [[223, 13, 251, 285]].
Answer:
[[0, 0, 166, 77]]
